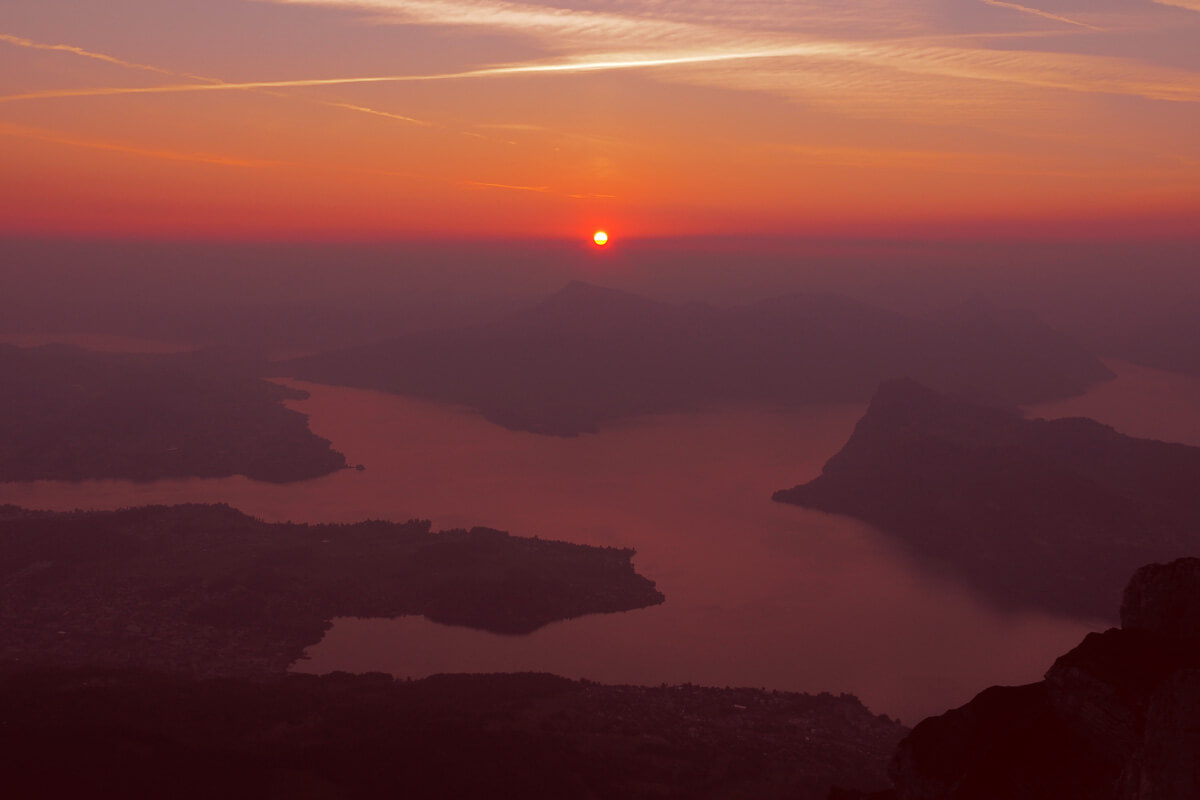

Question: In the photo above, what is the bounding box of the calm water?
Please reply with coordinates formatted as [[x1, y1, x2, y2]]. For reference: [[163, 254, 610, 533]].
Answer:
[[0, 333, 194, 353], [5, 359, 1195, 722], [1027, 360, 1200, 448]]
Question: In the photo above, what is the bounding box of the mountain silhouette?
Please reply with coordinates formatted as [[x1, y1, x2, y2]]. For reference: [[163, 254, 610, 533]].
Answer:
[[284, 282, 1113, 436], [775, 380, 1200, 619]]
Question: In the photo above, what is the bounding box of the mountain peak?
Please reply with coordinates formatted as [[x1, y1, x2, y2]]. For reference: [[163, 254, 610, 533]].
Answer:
[[513, 281, 671, 328], [549, 280, 654, 305]]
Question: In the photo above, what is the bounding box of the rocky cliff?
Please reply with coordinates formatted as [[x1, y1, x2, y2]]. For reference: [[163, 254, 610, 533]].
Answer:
[[837, 558, 1200, 799]]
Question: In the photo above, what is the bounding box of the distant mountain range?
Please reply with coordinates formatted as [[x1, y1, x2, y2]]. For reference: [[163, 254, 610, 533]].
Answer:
[[283, 281, 1113, 435], [1103, 309, 1200, 377], [774, 380, 1200, 619]]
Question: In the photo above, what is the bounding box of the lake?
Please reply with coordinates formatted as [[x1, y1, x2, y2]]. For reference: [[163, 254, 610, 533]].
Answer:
[[4, 360, 1193, 722]]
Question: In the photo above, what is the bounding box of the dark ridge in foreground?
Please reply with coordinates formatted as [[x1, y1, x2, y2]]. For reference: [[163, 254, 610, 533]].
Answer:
[[774, 380, 1200, 620], [833, 558, 1200, 800], [283, 281, 1111, 436], [0, 343, 345, 483], [0, 667, 905, 800], [0, 504, 664, 675]]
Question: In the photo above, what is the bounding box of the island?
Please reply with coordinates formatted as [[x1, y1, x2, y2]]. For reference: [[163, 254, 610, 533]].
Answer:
[[773, 380, 1200, 620], [0, 503, 665, 676], [0, 343, 345, 483], [283, 282, 1112, 436]]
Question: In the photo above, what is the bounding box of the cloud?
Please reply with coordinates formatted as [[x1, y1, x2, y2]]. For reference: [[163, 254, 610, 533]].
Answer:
[[466, 180, 551, 192], [0, 30, 431, 125], [4, 35, 1198, 110], [0, 32, 209, 79], [3, 0, 1198, 133], [249, 0, 1200, 107], [263, 0, 925, 42], [851, 42, 1200, 103], [977, 0, 1102, 31], [0, 121, 292, 167], [464, 180, 617, 198], [777, 141, 1193, 180], [0, 48, 845, 105], [265, 0, 723, 48], [321, 101, 428, 125]]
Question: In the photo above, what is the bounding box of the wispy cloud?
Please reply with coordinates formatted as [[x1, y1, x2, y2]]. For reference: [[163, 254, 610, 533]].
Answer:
[[851, 43, 1200, 103], [0, 33, 210, 80], [467, 180, 551, 192], [977, 0, 1102, 31], [0, 30, 431, 125], [265, 0, 723, 49], [0, 48, 848, 104], [4, 40, 1198, 108], [263, 0, 941, 43], [245, 0, 1199, 108], [320, 100, 429, 125], [0, 121, 292, 167], [476, 122, 546, 131], [466, 180, 618, 199], [3, 0, 1196, 234], [4, 0, 1198, 147], [0, 116, 585, 197], [778, 141, 1194, 180], [1153, 0, 1200, 10]]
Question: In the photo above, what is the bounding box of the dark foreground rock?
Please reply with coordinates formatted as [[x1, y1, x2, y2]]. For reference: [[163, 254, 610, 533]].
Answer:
[[0, 504, 664, 676], [0, 667, 906, 800], [1121, 559, 1200, 639], [837, 558, 1200, 800], [775, 380, 1200, 620]]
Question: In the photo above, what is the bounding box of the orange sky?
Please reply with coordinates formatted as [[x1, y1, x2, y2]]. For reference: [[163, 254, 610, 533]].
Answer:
[[1, 0, 1198, 240]]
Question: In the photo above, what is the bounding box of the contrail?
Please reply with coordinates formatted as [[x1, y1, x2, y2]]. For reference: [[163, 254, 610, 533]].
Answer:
[[1152, 0, 1200, 10], [0, 48, 830, 105], [322, 101, 428, 125], [467, 181, 551, 193], [0, 33, 211, 80], [0, 76, 437, 104], [6, 32, 1197, 109], [978, 0, 1102, 31], [0, 31, 429, 124]]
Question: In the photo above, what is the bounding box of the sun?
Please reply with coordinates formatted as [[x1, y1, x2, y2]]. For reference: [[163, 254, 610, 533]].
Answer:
[[593, 231, 609, 246]]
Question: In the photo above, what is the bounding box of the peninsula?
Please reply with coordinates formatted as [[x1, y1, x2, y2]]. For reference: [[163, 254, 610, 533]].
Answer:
[[0, 503, 665, 676], [774, 380, 1200, 619]]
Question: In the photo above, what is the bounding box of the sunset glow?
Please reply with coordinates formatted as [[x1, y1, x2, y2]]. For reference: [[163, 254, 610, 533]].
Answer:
[[593, 231, 609, 246], [1, 1, 1198, 240]]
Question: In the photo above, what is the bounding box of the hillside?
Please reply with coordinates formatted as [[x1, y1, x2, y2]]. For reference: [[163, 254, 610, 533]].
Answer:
[[774, 381, 1200, 619], [0, 667, 906, 800], [0, 343, 345, 482], [0, 504, 664, 675]]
